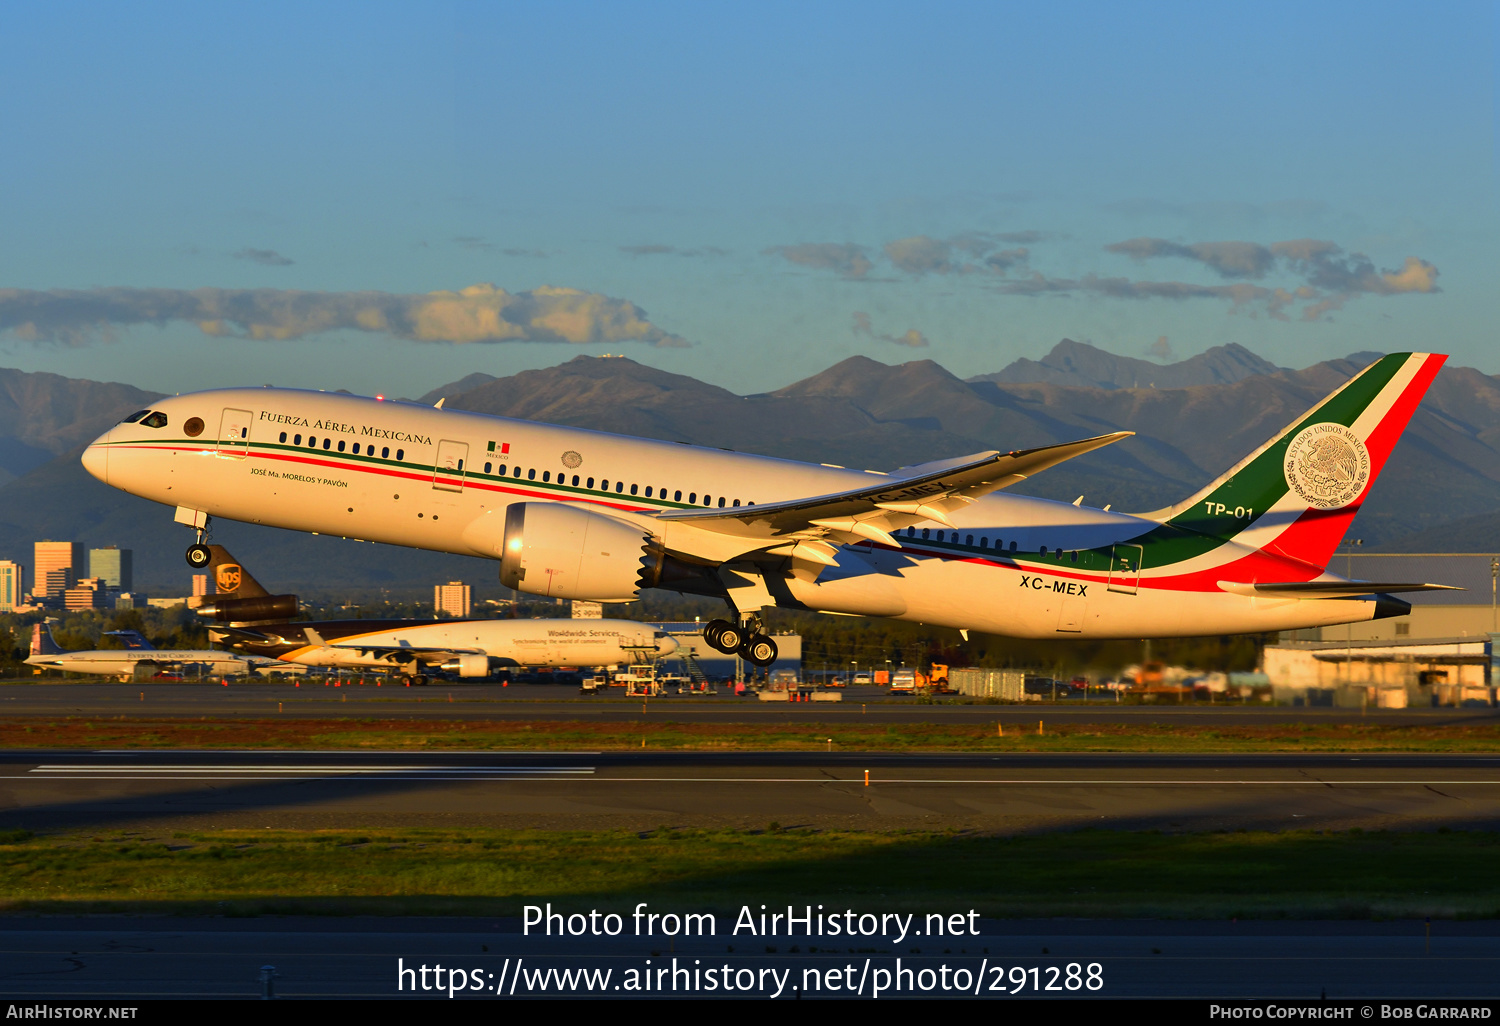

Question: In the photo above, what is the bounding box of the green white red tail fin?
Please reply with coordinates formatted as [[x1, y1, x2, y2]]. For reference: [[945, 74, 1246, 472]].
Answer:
[[1146, 352, 1445, 572]]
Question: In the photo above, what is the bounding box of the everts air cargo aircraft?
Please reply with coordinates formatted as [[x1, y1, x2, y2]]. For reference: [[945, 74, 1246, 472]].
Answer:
[[191, 545, 677, 684], [24, 623, 276, 680], [82, 353, 1454, 665]]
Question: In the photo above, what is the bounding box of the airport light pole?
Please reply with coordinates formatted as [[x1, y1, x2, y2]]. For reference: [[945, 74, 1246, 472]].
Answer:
[[1491, 556, 1497, 634]]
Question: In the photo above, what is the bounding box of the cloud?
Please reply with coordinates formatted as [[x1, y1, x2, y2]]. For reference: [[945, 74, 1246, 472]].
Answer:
[[0, 283, 689, 348], [620, 244, 729, 257], [233, 248, 294, 267], [502, 248, 548, 258], [983, 247, 1029, 274], [852, 311, 930, 348], [1106, 237, 1275, 278], [1091, 236, 1440, 320], [453, 236, 493, 252], [765, 243, 872, 278], [884, 236, 956, 276]]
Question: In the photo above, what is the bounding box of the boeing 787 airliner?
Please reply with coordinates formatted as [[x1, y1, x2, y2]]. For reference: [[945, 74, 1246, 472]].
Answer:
[[81, 353, 1453, 665]]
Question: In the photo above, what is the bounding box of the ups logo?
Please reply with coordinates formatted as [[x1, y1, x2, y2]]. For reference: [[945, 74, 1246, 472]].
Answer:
[[216, 563, 243, 593]]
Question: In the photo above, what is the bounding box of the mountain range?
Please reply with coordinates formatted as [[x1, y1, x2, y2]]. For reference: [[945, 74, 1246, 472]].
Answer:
[[2, 340, 1496, 596]]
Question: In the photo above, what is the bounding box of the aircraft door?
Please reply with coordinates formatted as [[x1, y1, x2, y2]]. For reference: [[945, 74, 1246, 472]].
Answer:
[[217, 408, 254, 459], [1108, 543, 1143, 595], [433, 439, 469, 492]]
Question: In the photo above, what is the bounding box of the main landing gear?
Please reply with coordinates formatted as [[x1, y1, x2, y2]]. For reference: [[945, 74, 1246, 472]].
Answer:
[[399, 674, 430, 687], [702, 617, 779, 667]]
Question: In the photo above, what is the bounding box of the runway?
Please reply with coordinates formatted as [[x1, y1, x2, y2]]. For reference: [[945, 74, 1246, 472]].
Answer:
[[4, 681, 1497, 726], [1, 915, 1497, 999], [3, 749, 1499, 832]]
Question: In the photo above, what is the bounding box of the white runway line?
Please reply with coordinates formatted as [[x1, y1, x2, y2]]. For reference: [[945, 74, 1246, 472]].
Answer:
[[26, 764, 595, 780]]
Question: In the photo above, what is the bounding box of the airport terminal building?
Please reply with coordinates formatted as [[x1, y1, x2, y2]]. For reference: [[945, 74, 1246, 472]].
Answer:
[[1267, 553, 1498, 707]]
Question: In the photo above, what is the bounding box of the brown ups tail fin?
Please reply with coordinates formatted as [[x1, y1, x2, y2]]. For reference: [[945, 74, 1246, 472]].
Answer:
[[205, 545, 271, 599]]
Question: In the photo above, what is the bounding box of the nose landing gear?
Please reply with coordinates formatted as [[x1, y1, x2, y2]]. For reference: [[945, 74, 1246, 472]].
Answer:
[[186, 543, 212, 569]]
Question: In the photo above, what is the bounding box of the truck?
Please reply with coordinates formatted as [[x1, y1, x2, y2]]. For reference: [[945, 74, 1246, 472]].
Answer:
[[889, 667, 917, 694]]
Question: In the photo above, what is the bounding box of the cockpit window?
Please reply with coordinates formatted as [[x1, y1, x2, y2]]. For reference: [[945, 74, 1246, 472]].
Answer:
[[121, 410, 150, 424], [140, 412, 169, 429]]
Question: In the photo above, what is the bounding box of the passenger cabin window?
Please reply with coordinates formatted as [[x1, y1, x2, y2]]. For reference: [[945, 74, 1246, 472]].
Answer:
[[1009, 541, 1018, 552], [572, 475, 579, 486], [688, 493, 696, 504], [396, 449, 404, 461], [121, 410, 149, 424], [484, 462, 491, 474], [629, 483, 638, 495], [542, 471, 550, 483], [352, 443, 360, 454], [966, 534, 974, 546], [528, 469, 536, 481], [1070, 550, 1078, 562], [674, 490, 682, 502], [921, 529, 930, 539], [1055, 548, 1063, 558], [644, 486, 653, 497], [140, 412, 169, 429], [718, 497, 726, 507], [337, 440, 345, 452], [381, 447, 389, 459], [601, 479, 609, 490], [279, 432, 287, 443], [323, 438, 332, 450], [587, 477, 594, 488], [979, 537, 988, 548], [294, 434, 302, 445], [308, 436, 316, 447], [733, 499, 740, 507], [616, 482, 624, 493]]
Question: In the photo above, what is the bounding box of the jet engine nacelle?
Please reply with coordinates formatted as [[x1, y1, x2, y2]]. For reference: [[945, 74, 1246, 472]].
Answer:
[[195, 594, 299, 623], [496, 502, 653, 602], [441, 654, 491, 678]]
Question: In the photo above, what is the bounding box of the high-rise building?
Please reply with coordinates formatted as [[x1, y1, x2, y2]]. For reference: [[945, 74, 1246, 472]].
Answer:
[[65, 578, 104, 611], [89, 547, 133, 591], [192, 574, 209, 598], [34, 541, 83, 598], [0, 561, 21, 611], [434, 581, 471, 618]]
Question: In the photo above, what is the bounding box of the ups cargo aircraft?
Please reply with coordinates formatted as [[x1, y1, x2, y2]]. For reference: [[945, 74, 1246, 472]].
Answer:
[[191, 544, 677, 684], [81, 352, 1454, 665]]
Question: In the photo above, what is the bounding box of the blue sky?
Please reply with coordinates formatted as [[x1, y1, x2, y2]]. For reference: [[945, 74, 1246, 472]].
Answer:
[[1, 1, 1493, 397]]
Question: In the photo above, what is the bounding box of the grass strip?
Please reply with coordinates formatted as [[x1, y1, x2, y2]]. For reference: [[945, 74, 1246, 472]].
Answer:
[[0, 827, 1494, 919], [3, 717, 1500, 752]]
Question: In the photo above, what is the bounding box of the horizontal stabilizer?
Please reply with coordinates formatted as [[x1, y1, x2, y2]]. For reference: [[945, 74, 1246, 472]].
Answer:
[[1217, 580, 1463, 599]]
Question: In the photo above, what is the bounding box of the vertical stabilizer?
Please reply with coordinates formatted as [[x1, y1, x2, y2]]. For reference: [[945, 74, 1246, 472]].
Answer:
[[204, 545, 271, 599], [1143, 352, 1445, 572], [30, 622, 63, 657]]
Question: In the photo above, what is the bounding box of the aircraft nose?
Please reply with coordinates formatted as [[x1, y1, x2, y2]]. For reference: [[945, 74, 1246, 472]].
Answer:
[[81, 432, 110, 484], [655, 634, 679, 656]]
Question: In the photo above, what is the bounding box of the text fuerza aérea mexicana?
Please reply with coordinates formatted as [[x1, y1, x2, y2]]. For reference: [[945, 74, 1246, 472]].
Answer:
[[258, 410, 431, 445]]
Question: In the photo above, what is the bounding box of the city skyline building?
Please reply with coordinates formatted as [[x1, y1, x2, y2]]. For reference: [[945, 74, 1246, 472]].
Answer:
[[434, 581, 471, 618], [0, 561, 21, 611], [88, 546, 133, 591], [33, 541, 83, 598]]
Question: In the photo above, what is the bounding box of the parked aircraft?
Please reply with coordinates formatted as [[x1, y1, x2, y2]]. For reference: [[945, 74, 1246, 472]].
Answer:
[[82, 353, 1455, 661], [193, 545, 677, 684], [24, 624, 275, 680]]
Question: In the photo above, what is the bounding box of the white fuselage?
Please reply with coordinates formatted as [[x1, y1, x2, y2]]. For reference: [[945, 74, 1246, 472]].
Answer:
[[261, 618, 677, 670], [26, 648, 264, 678], [84, 387, 1390, 639]]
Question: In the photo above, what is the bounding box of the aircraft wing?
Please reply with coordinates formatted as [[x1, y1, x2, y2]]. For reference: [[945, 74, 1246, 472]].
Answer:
[[651, 432, 1132, 554], [1217, 581, 1463, 599], [323, 642, 483, 664]]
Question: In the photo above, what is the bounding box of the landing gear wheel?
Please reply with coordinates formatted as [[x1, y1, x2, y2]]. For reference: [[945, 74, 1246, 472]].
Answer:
[[702, 619, 737, 653], [400, 675, 413, 687], [739, 633, 778, 667], [416, 675, 430, 687], [185, 543, 211, 569]]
